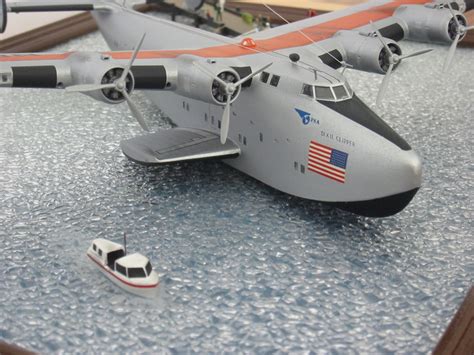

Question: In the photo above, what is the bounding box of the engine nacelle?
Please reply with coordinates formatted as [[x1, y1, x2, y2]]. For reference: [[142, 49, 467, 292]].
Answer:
[[394, 4, 468, 43], [334, 30, 402, 75], [68, 52, 134, 104], [175, 57, 241, 106], [433, 0, 471, 13]]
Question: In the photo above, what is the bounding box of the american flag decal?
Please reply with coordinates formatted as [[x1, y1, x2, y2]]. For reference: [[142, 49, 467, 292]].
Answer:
[[307, 140, 348, 184]]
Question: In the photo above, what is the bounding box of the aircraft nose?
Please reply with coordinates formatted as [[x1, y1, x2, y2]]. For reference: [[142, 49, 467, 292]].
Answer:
[[402, 150, 422, 187], [329, 149, 422, 217]]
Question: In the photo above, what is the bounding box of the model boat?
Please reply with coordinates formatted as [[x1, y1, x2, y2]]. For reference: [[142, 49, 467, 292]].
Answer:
[[87, 238, 159, 297]]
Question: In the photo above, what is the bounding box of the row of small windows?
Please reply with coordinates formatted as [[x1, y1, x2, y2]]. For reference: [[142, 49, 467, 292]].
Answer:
[[93, 243, 103, 257], [205, 113, 221, 129], [238, 133, 265, 145], [294, 161, 305, 174], [204, 113, 264, 145], [260, 72, 280, 87]]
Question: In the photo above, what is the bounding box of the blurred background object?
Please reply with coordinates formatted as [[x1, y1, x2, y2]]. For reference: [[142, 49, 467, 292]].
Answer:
[[1, 0, 473, 52]]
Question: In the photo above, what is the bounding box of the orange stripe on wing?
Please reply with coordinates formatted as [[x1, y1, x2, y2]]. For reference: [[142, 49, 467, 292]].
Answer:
[[0, 0, 427, 62], [0, 53, 72, 62]]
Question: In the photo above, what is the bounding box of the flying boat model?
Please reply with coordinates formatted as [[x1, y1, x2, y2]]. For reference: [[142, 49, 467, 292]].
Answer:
[[0, 0, 472, 217]]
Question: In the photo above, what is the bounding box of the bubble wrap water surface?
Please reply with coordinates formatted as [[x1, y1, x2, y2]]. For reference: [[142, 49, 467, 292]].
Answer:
[[0, 16, 473, 354]]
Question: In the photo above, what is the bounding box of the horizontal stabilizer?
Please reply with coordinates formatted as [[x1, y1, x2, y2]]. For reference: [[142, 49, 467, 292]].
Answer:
[[1, 0, 113, 33], [120, 128, 240, 165], [6, 0, 113, 13]]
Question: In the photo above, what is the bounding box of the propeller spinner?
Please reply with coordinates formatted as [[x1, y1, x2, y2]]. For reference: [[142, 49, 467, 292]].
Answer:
[[443, 2, 474, 72], [370, 22, 433, 106]]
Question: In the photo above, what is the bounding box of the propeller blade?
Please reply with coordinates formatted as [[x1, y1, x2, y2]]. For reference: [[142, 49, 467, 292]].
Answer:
[[399, 48, 433, 61], [234, 62, 273, 87], [193, 62, 228, 88], [443, 32, 461, 72], [122, 90, 150, 131], [446, 2, 460, 28], [467, 26, 474, 31], [370, 21, 393, 58], [376, 63, 394, 106], [220, 95, 231, 144], [120, 32, 146, 82], [65, 83, 116, 93]]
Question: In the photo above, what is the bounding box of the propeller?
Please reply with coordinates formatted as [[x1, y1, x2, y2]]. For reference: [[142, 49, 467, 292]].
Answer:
[[194, 61, 273, 144], [66, 33, 150, 131], [443, 2, 474, 72], [370, 22, 433, 106]]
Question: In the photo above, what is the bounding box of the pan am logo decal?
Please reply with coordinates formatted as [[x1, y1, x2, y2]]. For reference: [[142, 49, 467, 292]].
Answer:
[[295, 109, 319, 125]]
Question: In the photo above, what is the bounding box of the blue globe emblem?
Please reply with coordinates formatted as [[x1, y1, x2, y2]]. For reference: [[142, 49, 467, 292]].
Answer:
[[302, 114, 311, 125]]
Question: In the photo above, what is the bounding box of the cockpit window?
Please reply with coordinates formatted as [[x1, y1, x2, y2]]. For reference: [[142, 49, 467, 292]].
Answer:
[[302, 83, 353, 102], [260, 71, 270, 83], [333, 85, 350, 100], [315, 86, 334, 101], [301, 84, 314, 98], [345, 82, 353, 96]]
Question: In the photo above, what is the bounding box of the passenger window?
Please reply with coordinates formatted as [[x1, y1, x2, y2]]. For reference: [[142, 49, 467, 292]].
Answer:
[[301, 84, 314, 98], [270, 75, 280, 87], [259, 133, 263, 142], [260, 71, 270, 83], [243, 136, 247, 145], [300, 164, 305, 174], [93, 244, 96, 252], [315, 86, 334, 101], [98, 249, 102, 257]]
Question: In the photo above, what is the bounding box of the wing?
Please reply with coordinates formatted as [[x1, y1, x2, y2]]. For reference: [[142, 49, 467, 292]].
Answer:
[[239, 0, 473, 71], [120, 128, 240, 165]]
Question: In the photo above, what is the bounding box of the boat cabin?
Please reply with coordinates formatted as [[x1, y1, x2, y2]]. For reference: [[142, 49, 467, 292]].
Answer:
[[91, 238, 125, 269], [89, 239, 153, 279]]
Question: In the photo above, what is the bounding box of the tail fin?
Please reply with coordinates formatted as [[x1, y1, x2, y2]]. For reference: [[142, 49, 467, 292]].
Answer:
[[1, 0, 114, 33]]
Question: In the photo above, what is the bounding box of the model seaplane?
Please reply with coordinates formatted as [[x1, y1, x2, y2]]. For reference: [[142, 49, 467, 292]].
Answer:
[[0, 0, 472, 217]]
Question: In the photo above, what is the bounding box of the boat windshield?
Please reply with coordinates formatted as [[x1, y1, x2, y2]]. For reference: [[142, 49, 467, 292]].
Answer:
[[128, 267, 146, 278], [145, 262, 152, 276]]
